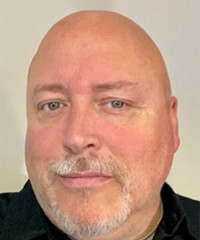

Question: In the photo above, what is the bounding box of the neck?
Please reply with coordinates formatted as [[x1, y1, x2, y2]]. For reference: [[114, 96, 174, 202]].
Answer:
[[141, 201, 163, 240], [73, 197, 162, 240]]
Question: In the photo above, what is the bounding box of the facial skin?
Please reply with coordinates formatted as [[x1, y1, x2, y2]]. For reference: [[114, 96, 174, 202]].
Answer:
[[25, 11, 179, 240]]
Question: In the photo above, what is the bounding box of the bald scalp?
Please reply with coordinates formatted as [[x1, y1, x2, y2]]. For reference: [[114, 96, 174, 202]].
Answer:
[[28, 10, 172, 104]]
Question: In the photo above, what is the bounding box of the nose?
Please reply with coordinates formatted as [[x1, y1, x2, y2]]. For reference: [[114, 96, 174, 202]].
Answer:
[[62, 107, 102, 155]]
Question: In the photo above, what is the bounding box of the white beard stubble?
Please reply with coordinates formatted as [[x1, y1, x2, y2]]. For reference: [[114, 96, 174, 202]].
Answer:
[[47, 152, 132, 238]]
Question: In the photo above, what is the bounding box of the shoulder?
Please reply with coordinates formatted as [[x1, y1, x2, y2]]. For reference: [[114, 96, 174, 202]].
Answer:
[[162, 183, 200, 239], [0, 181, 45, 240], [0, 182, 31, 230], [178, 194, 200, 213], [0, 181, 34, 214], [177, 194, 200, 234], [0, 191, 19, 227]]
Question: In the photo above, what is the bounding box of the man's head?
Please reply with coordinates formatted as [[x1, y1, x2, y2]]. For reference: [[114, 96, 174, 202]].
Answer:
[[25, 11, 179, 240]]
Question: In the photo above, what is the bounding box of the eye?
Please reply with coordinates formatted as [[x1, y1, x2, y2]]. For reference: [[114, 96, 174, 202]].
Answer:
[[42, 102, 62, 111], [110, 100, 125, 108], [99, 98, 135, 115]]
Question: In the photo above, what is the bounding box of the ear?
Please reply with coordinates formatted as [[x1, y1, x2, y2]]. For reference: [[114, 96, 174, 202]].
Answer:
[[169, 97, 180, 152]]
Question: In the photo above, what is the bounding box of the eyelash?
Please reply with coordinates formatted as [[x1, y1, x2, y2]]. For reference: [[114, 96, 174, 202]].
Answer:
[[43, 102, 63, 111], [100, 98, 132, 113], [107, 100, 126, 108], [38, 100, 66, 112]]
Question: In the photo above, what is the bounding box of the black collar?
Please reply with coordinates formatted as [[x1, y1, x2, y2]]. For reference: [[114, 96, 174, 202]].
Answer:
[[154, 183, 198, 239]]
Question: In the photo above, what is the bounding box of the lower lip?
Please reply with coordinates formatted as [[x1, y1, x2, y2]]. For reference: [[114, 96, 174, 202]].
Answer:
[[60, 175, 112, 189]]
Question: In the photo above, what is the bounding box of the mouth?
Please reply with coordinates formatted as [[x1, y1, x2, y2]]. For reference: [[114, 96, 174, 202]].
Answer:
[[59, 172, 113, 189]]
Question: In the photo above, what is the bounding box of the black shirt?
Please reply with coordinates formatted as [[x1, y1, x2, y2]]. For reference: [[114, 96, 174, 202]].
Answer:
[[0, 181, 199, 240]]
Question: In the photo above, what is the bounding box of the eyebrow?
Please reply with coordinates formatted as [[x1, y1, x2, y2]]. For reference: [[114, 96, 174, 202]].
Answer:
[[93, 80, 138, 92], [32, 83, 68, 97], [32, 80, 138, 97]]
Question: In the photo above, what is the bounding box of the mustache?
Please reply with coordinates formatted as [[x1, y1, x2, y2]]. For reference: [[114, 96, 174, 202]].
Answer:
[[48, 152, 127, 183]]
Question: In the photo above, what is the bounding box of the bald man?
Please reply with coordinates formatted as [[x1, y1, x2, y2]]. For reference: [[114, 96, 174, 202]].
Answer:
[[0, 11, 199, 240]]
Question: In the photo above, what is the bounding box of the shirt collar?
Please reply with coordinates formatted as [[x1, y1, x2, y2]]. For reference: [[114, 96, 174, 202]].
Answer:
[[154, 182, 195, 239]]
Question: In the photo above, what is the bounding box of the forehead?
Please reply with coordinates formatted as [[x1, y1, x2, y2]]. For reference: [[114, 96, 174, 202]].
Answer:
[[27, 23, 165, 96], [28, 57, 153, 99]]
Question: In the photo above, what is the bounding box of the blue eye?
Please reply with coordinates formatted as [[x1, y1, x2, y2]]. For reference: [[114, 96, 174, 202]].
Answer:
[[43, 102, 61, 111], [111, 100, 124, 108]]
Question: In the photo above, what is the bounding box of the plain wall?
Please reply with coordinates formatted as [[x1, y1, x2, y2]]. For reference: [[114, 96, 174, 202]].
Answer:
[[0, 0, 199, 200]]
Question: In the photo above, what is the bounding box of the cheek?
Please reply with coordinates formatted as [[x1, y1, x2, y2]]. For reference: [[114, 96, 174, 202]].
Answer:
[[26, 123, 63, 160], [102, 121, 152, 161], [100, 116, 173, 179], [25, 123, 65, 189]]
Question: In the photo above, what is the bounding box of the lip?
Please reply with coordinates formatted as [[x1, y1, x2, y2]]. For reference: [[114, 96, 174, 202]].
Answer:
[[59, 172, 112, 189]]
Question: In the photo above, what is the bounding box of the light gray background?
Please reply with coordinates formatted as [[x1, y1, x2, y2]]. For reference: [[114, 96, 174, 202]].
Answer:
[[0, 0, 199, 200]]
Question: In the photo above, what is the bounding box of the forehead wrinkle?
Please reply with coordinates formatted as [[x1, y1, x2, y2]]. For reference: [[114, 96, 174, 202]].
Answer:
[[93, 80, 138, 93], [32, 83, 68, 98]]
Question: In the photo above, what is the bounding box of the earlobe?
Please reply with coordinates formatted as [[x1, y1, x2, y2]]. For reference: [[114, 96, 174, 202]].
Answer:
[[169, 97, 180, 152]]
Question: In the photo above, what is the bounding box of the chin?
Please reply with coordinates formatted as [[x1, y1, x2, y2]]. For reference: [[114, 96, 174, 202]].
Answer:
[[45, 186, 132, 238], [52, 203, 130, 238]]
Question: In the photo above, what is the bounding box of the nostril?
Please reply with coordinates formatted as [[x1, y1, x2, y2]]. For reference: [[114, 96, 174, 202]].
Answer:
[[62, 144, 75, 155], [62, 140, 100, 155], [87, 143, 95, 148], [62, 143, 96, 155]]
